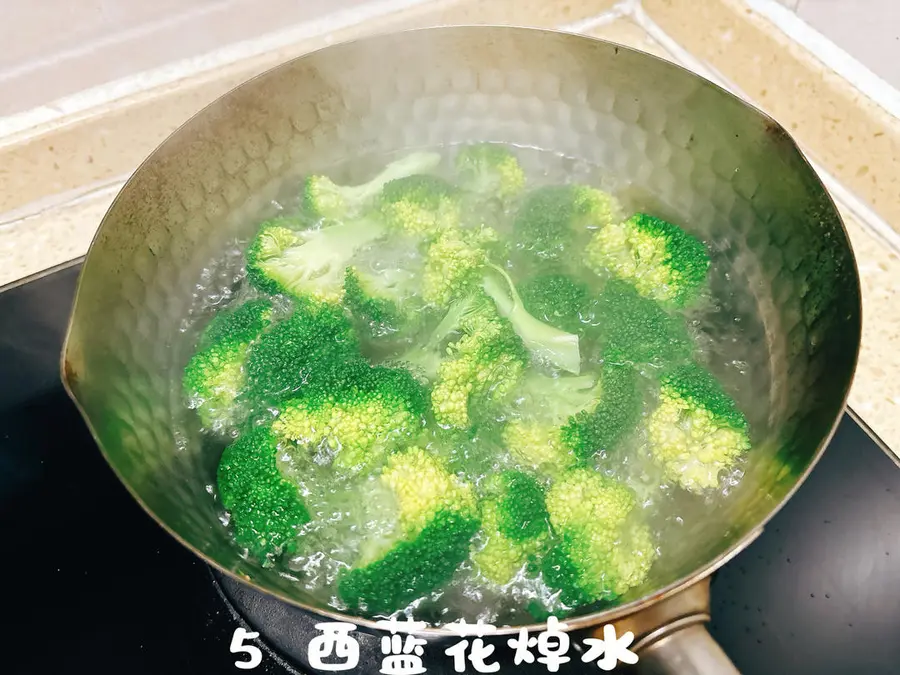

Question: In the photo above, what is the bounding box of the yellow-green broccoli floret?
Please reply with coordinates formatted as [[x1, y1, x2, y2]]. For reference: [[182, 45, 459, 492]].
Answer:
[[302, 151, 441, 221], [379, 175, 462, 238], [482, 263, 581, 375], [513, 184, 620, 263], [503, 422, 574, 478], [646, 363, 751, 493], [338, 447, 479, 614], [217, 423, 311, 560], [273, 361, 428, 472], [585, 213, 710, 307], [502, 372, 602, 476], [455, 143, 526, 200], [474, 470, 550, 585], [430, 294, 529, 428], [422, 226, 498, 308], [183, 298, 273, 432], [541, 468, 657, 608], [245, 218, 386, 302]]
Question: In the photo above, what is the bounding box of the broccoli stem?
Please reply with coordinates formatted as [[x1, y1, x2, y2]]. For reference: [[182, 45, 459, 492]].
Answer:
[[398, 294, 489, 380], [344, 151, 442, 203], [274, 219, 386, 295], [482, 263, 582, 375]]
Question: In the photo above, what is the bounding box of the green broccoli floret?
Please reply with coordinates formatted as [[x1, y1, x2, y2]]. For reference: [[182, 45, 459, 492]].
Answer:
[[585, 213, 710, 307], [502, 372, 602, 476], [560, 363, 643, 461], [482, 263, 581, 375], [378, 175, 462, 238], [518, 273, 598, 336], [217, 423, 311, 560], [342, 263, 427, 342], [429, 293, 529, 428], [338, 447, 480, 614], [183, 298, 273, 432], [273, 361, 428, 472], [245, 218, 386, 302], [474, 470, 550, 585], [541, 468, 657, 608], [596, 280, 693, 367], [421, 225, 498, 307], [513, 185, 620, 263], [394, 291, 528, 428], [302, 151, 441, 221], [646, 363, 751, 493], [502, 364, 642, 468], [242, 299, 359, 406], [390, 295, 475, 383], [455, 143, 526, 200]]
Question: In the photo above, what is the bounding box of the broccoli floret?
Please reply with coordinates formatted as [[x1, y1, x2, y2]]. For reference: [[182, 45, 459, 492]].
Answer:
[[217, 423, 311, 560], [455, 143, 526, 200], [273, 361, 428, 472], [518, 273, 598, 336], [343, 265, 426, 342], [338, 447, 479, 614], [596, 280, 693, 367], [503, 422, 576, 478], [245, 218, 386, 302], [502, 372, 602, 476], [429, 293, 529, 428], [646, 363, 751, 493], [183, 298, 273, 432], [421, 226, 498, 307], [513, 185, 620, 263], [302, 151, 441, 221], [585, 213, 710, 307], [242, 299, 359, 406], [474, 470, 550, 585], [340, 509, 479, 616], [560, 363, 643, 461], [391, 295, 475, 383], [482, 263, 581, 375], [541, 468, 657, 608], [378, 175, 462, 238]]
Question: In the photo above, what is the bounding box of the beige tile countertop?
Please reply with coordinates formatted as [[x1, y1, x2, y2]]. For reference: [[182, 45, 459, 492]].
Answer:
[[1, 0, 899, 455]]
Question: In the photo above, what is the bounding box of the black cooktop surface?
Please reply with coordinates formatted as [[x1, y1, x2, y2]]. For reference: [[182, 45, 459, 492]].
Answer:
[[2, 262, 899, 675]]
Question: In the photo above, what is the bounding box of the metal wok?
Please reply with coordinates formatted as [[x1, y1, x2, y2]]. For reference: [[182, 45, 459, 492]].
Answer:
[[61, 25, 861, 673]]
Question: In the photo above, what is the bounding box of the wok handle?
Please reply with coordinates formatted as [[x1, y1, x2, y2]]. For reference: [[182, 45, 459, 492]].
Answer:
[[634, 620, 741, 674]]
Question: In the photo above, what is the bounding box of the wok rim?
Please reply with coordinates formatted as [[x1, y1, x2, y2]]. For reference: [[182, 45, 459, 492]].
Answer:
[[59, 23, 864, 637]]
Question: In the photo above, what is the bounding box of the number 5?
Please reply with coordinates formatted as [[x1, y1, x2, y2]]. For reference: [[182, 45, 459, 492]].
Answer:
[[231, 627, 263, 670]]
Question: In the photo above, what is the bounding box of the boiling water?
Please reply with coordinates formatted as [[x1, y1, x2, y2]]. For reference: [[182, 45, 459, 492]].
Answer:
[[174, 144, 769, 626]]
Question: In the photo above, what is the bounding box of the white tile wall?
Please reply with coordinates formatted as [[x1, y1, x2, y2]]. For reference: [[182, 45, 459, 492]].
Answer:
[[796, 0, 900, 91], [0, 0, 371, 116]]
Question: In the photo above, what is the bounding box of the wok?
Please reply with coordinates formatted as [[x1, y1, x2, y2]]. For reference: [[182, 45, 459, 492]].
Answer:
[[61, 25, 861, 673]]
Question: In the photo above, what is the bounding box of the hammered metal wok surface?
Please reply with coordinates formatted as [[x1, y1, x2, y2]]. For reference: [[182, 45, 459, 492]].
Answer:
[[61, 26, 861, 635]]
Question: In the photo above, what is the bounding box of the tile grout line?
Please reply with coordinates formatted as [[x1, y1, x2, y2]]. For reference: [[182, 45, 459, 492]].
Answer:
[[0, 179, 126, 231], [0, 0, 435, 142], [627, 0, 900, 258], [0, 2, 230, 85], [743, 0, 900, 122], [557, 0, 636, 34]]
